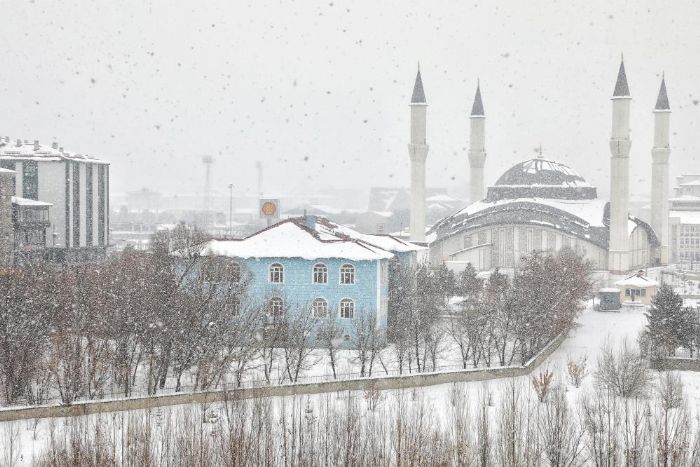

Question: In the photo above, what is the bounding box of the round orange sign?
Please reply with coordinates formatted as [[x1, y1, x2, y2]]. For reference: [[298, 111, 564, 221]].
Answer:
[[261, 201, 277, 216]]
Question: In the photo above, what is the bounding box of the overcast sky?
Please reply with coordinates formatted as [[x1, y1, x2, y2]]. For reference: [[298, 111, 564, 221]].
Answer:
[[1, 0, 699, 202]]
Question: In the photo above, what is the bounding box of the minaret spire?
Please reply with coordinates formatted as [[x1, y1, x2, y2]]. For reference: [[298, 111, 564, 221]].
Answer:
[[613, 58, 630, 97], [608, 57, 633, 273], [411, 68, 427, 104], [471, 81, 485, 117], [468, 81, 486, 203], [655, 76, 670, 111], [651, 75, 671, 264], [408, 66, 429, 241]]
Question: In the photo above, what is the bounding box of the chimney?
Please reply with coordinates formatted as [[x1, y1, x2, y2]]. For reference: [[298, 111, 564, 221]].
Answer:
[[33, 140, 40, 151], [15, 139, 21, 147], [51, 142, 58, 150], [303, 213, 317, 231]]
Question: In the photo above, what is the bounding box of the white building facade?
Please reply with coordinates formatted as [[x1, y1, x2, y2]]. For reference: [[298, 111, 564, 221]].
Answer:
[[0, 138, 110, 263]]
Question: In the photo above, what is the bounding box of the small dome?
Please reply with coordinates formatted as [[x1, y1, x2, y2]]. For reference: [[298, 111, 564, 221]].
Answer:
[[487, 158, 597, 201], [495, 159, 590, 187]]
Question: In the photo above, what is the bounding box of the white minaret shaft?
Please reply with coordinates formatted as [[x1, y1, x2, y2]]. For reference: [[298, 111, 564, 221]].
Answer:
[[651, 77, 671, 264], [468, 83, 486, 203], [608, 59, 632, 273], [408, 68, 428, 242]]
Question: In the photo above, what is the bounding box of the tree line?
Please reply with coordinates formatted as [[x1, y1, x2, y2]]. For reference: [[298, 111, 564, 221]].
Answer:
[[0, 223, 593, 407], [26, 342, 699, 467], [388, 248, 593, 373]]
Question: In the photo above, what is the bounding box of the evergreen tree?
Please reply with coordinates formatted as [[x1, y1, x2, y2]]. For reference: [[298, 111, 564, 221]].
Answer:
[[645, 284, 683, 357]]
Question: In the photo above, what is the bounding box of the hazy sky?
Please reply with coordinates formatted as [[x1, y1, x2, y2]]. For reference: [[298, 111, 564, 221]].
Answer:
[[1, 0, 699, 202]]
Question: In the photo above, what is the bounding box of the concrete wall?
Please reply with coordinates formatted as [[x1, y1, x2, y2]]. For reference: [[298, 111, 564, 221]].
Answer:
[[651, 358, 700, 372], [0, 332, 566, 423]]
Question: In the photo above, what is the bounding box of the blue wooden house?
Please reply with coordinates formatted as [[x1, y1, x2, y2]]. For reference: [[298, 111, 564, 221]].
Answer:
[[199, 215, 423, 343]]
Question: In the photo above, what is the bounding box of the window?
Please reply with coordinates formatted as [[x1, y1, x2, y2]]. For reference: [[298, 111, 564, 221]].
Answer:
[[313, 263, 328, 284], [625, 289, 631, 296], [268, 297, 284, 318], [312, 298, 328, 318], [269, 263, 284, 283], [340, 299, 354, 319], [229, 261, 241, 283], [226, 297, 241, 316], [203, 258, 241, 283], [463, 234, 473, 249], [340, 264, 355, 284]]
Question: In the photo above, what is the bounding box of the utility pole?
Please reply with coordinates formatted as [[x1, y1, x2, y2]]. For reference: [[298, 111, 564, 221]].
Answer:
[[228, 183, 233, 238]]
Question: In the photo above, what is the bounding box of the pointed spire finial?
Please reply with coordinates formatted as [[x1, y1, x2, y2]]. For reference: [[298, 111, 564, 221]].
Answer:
[[470, 81, 484, 117], [410, 66, 426, 104], [655, 75, 670, 111], [613, 58, 630, 97]]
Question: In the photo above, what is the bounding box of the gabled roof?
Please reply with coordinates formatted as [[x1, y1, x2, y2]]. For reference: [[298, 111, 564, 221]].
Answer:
[[471, 83, 484, 116], [201, 218, 394, 261], [613, 60, 630, 97], [411, 69, 427, 104], [615, 272, 657, 288], [655, 77, 670, 111], [313, 216, 425, 253]]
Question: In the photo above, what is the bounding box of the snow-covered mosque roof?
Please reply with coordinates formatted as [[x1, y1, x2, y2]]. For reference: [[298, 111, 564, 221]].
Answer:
[[0, 137, 108, 165], [487, 158, 597, 201], [428, 158, 659, 249], [201, 218, 395, 261]]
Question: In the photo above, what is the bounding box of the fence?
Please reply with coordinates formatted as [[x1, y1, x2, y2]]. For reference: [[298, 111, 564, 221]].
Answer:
[[0, 333, 566, 423]]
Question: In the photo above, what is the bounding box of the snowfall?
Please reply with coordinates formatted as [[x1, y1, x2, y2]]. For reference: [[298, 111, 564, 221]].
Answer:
[[5, 298, 700, 464]]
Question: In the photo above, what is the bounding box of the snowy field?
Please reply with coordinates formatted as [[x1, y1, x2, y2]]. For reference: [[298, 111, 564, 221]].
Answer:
[[8, 302, 700, 465]]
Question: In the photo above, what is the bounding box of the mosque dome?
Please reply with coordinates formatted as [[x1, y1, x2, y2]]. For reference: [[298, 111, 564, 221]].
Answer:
[[487, 158, 597, 201]]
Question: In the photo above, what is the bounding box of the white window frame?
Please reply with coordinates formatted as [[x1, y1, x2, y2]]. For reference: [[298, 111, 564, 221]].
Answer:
[[339, 298, 355, 319], [268, 297, 284, 319], [339, 264, 355, 285], [312, 297, 328, 319], [269, 263, 284, 283], [312, 263, 328, 284]]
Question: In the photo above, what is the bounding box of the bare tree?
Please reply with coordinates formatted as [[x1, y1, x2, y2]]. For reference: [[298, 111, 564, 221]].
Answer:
[[595, 340, 651, 398], [281, 305, 318, 383], [538, 387, 586, 467], [567, 354, 588, 388], [316, 312, 344, 379], [531, 368, 554, 403], [352, 311, 384, 377]]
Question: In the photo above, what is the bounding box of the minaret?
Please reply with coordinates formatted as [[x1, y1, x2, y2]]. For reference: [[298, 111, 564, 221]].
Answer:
[[408, 67, 429, 241], [651, 76, 671, 264], [608, 58, 632, 273], [468, 82, 486, 203]]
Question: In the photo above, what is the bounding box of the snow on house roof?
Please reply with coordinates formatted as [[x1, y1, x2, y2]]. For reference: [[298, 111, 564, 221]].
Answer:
[[313, 216, 425, 253], [201, 219, 394, 261], [0, 137, 108, 165], [615, 273, 657, 288], [11, 196, 52, 207], [670, 210, 700, 224]]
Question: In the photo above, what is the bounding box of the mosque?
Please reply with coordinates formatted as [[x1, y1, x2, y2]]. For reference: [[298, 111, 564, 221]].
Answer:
[[406, 60, 672, 278]]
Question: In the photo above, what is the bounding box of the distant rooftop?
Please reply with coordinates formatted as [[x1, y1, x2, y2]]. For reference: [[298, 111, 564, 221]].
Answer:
[[0, 137, 108, 164]]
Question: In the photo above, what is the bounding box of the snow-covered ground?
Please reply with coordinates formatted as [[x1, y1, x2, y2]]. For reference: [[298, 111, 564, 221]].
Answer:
[[7, 302, 700, 464]]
